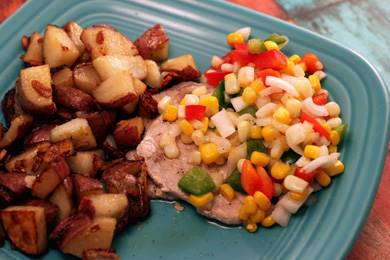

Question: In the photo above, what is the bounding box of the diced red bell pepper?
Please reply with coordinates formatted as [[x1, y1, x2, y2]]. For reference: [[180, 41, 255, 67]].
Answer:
[[256, 166, 274, 199], [300, 112, 330, 139], [227, 49, 253, 66], [253, 50, 287, 70], [240, 160, 263, 196], [294, 167, 320, 183], [204, 70, 229, 87], [185, 105, 206, 121], [233, 43, 248, 50], [256, 68, 281, 84], [312, 93, 328, 105], [302, 53, 324, 74]]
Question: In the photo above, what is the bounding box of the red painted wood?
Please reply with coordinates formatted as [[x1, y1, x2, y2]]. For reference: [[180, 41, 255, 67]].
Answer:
[[1, 0, 389, 259]]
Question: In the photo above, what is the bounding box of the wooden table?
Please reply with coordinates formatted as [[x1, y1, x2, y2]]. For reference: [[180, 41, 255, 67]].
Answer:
[[1, 0, 389, 259]]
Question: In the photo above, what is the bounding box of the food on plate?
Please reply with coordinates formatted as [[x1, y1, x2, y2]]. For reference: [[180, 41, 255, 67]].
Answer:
[[134, 24, 169, 62], [21, 32, 43, 66]]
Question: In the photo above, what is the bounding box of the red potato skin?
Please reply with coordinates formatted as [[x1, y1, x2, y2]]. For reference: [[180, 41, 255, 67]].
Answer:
[[134, 24, 169, 61], [53, 85, 96, 111], [159, 66, 200, 91], [76, 111, 116, 143], [82, 248, 120, 260], [0, 173, 28, 206], [113, 118, 144, 149], [72, 175, 103, 202], [24, 199, 59, 230], [42, 139, 74, 163], [23, 124, 54, 147], [98, 93, 137, 109], [138, 91, 158, 118], [1, 88, 24, 126]]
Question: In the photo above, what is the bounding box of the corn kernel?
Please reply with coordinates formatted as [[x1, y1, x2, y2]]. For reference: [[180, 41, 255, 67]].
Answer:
[[251, 151, 270, 167], [315, 171, 331, 187], [180, 98, 186, 106], [273, 106, 291, 124], [271, 161, 291, 180], [245, 222, 258, 233], [201, 117, 209, 133], [163, 105, 178, 122], [250, 126, 262, 139], [309, 74, 321, 92], [264, 41, 279, 51], [330, 130, 340, 146], [188, 151, 202, 165], [289, 188, 308, 201], [188, 192, 214, 208], [239, 206, 249, 221], [178, 119, 194, 136], [164, 143, 180, 159], [304, 145, 321, 159], [199, 96, 219, 116], [192, 85, 208, 96], [248, 79, 265, 93], [262, 125, 279, 142], [199, 143, 220, 164], [281, 60, 295, 75], [325, 102, 341, 117], [238, 66, 255, 87], [219, 184, 235, 201], [224, 73, 240, 95], [285, 98, 301, 118], [249, 209, 265, 223], [253, 191, 271, 211], [237, 120, 251, 142], [261, 215, 275, 227], [191, 130, 205, 145], [289, 54, 301, 64], [324, 160, 344, 176], [243, 196, 257, 215], [242, 87, 257, 105], [227, 32, 244, 46], [158, 96, 171, 114], [328, 145, 338, 153]]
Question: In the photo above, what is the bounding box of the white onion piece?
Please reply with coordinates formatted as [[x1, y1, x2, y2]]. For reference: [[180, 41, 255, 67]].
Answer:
[[314, 70, 327, 80], [295, 156, 311, 167], [265, 76, 299, 97], [271, 206, 291, 227], [208, 132, 231, 154], [283, 175, 309, 193], [256, 103, 278, 118], [255, 95, 271, 108], [236, 113, 256, 126], [278, 188, 314, 214], [302, 153, 340, 173], [285, 123, 306, 147], [315, 136, 330, 146], [235, 27, 251, 40], [319, 145, 329, 157], [211, 109, 236, 138], [301, 97, 329, 117], [272, 119, 289, 133], [260, 86, 283, 97], [227, 143, 247, 173], [256, 117, 273, 127], [231, 96, 247, 112]]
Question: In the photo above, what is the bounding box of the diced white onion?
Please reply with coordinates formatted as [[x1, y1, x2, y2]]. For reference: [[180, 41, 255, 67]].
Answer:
[[235, 26, 251, 40], [236, 113, 256, 126], [318, 145, 329, 157], [238, 66, 255, 87], [302, 153, 340, 173], [260, 86, 283, 97], [265, 76, 300, 97], [24, 176, 36, 189], [227, 143, 247, 173], [192, 85, 208, 96], [184, 94, 199, 105], [256, 95, 271, 108], [283, 175, 309, 193], [314, 70, 327, 80], [293, 64, 305, 77], [295, 156, 311, 167], [210, 109, 236, 138], [272, 119, 289, 133], [211, 55, 223, 68], [285, 123, 306, 153], [271, 206, 291, 227], [221, 63, 234, 72], [191, 120, 203, 130], [301, 97, 329, 117], [231, 96, 247, 112], [255, 117, 272, 127], [277, 187, 314, 214], [256, 103, 278, 118], [208, 132, 231, 154]]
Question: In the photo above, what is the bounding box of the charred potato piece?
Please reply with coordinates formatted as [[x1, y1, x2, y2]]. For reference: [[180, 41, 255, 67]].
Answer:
[[0, 173, 28, 206], [64, 21, 85, 53], [17, 65, 56, 116], [41, 139, 74, 163], [52, 67, 74, 88], [24, 124, 54, 147], [21, 35, 29, 50], [43, 24, 80, 68], [76, 110, 116, 143], [160, 54, 198, 72], [54, 85, 95, 111], [49, 177, 74, 221], [24, 199, 59, 230], [73, 63, 101, 94], [138, 91, 158, 118], [73, 175, 103, 201], [134, 24, 169, 62], [82, 248, 120, 260], [101, 135, 124, 159], [21, 32, 43, 66], [0, 114, 33, 148], [113, 117, 144, 149], [92, 55, 147, 80], [160, 66, 201, 89], [50, 118, 97, 150], [67, 150, 104, 177], [144, 59, 162, 89], [1, 206, 47, 255], [121, 78, 147, 114], [32, 156, 70, 199], [81, 25, 138, 60], [92, 71, 137, 109], [2, 88, 25, 127]]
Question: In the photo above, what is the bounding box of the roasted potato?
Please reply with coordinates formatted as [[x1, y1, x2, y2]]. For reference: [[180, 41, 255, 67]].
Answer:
[[138, 91, 158, 118], [49, 183, 73, 221], [73, 63, 101, 94], [67, 150, 104, 177], [1, 88, 25, 126], [0, 173, 28, 206], [24, 124, 54, 147], [50, 118, 97, 150], [92, 71, 137, 109], [17, 65, 56, 116], [144, 59, 162, 89], [64, 21, 85, 53], [1, 206, 47, 255], [41, 139, 74, 163], [32, 156, 70, 199], [24, 199, 59, 230], [76, 110, 116, 143], [54, 85, 96, 111], [0, 114, 33, 148], [73, 175, 103, 201], [21, 32, 43, 66], [101, 135, 124, 159], [160, 54, 197, 72], [134, 24, 169, 62], [92, 55, 147, 80], [52, 67, 74, 88], [113, 117, 144, 149], [43, 24, 80, 68], [160, 66, 201, 89], [81, 25, 138, 60], [82, 248, 120, 260]]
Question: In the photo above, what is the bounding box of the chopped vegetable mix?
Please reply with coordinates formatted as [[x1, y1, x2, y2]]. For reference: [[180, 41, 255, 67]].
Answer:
[[178, 167, 216, 196]]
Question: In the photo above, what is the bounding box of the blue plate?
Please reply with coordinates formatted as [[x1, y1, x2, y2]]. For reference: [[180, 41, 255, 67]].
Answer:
[[0, 0, 389, 259]]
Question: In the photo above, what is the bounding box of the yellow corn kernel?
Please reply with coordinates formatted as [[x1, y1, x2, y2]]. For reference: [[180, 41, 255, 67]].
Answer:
[[289, 188, 308, 201], [303, 145, 321, 159], [250, 126, 262, 139], [299, 62, 307, 72], [239, 206, 249, 221], [324, 160, 344, 176], [264, 41, 279, 51], [250, 151, 270, 167], [253, 191, 271, 211], [248, 79, 265, 93], [245, 222, 258, 233], [289, 54, 301, 64], [219, 184, 235, 201], [180, 98, 186, 106], [163, 105, 178, 122], [188, 192, 214, 208], [281, 60, 295, 75], [249, 209, 265, 224], [201, 117, 209, 134], [227, 32, 244, 46], [309, 74, 321, 92], [261, 215, 275, 227], [330, 130, 340, 146], [242, 87, 257, 105], [243, 196, 257, 215], [270, 161, 291, 180], [273, 106, 291, 124], [262, 125, 279, 142], [315, 171, 331, 187], [178, 119, 194, 136], [328, 145, 338, 153], [199, 96, 219, 116], [199, 143, 220, 164], [321, 123, 331, 133]]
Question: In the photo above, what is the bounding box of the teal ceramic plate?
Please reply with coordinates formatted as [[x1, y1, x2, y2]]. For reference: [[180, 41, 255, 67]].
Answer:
[[0, 0, 389, 259]]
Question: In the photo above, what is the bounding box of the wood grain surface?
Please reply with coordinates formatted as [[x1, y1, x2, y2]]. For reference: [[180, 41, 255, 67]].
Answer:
[[1, 0, 390, 259]]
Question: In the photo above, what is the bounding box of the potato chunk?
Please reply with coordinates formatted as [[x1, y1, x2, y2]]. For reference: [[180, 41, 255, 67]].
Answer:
[[113, 117, 144, 149], [134, 24, 169, 62], [52, 67, 74, 88], [64, 21, 85, 53], [67, 150, 104, 177], [21, 32, 43, 66], [0, 114, 33, 148], [73, 63, 102, 94], [92, 55, 146, 80], [49, 183, 73, 221]]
